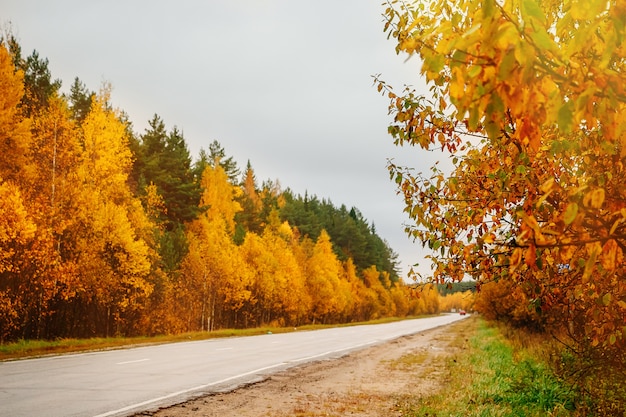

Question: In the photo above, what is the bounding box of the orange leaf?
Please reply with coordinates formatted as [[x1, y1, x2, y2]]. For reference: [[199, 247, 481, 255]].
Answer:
[[601, 239, 618, 271], [525, 244, 537, 268]]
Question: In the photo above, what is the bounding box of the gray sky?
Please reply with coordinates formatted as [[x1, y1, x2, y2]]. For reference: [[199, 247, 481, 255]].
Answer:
[[4, 1, 441, 280]]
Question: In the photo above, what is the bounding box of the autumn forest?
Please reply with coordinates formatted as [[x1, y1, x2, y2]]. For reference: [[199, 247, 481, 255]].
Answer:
[[0, 34, 464, 343]]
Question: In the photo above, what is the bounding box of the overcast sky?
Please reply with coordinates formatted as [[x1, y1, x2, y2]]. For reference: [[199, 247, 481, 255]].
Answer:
[[5, 1, 443, 280]]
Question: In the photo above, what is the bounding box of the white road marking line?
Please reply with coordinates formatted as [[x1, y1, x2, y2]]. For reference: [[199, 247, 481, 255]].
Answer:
[[92, 362, 288, 417], [289, 341, 378, 363], [116, 358, 150, 365], [95, 340, 379, 417], [215, 347, 234, 351]]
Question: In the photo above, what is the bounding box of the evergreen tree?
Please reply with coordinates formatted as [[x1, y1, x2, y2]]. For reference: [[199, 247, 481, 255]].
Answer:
[[192, 148, 210, 183], [279, 192, 399, 281], [207, 140, 240, 183], [235, 160, 264, 235], [17, 49, 61, 116], [137, 114, 201, 228], [132, 115, 202, 273], [164, 126, 202, 223], [67, 77, 94, 123]]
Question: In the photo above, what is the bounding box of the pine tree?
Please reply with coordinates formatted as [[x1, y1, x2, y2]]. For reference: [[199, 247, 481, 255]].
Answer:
[[17, 50, 61, 116], [67, 77, 94, 123], [207, 140, 240, 183], [137, 115, 201, 228], [236, 160, 264, 235]]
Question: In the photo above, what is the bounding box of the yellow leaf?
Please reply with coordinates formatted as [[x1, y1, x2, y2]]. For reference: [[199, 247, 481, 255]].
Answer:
[[601, 239, 619, 271], [584, 188, 605, 209], [449, 69, 465, 99], [571, 0, 608, 20], [400, 37, 418, 53], [563, 202, 578, 225], [525, 244, 537, 268], [509, 248, 523, 273], [609, 217, 623, 235], [539, 177, 555, 193], [583, 242, 601, 282], [495, 21, 519, 51]]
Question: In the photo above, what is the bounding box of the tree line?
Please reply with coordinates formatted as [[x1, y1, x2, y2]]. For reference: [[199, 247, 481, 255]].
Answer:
[[0, 35, 443, 342]]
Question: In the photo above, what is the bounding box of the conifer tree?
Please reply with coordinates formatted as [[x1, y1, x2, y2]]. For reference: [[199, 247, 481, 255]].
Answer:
[[67, 77, 94, 124], [236, 160, 264, 235], [207, 140, 240, 183]]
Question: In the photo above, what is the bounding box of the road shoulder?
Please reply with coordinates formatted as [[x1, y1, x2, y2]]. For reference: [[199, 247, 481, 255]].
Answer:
[[136, 317, 475, 417]]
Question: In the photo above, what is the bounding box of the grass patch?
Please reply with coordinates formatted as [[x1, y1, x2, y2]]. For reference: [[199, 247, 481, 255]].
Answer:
[[0, 315, 426, 361], [387, 350, 431, 371], [400, 317, 583, 417]]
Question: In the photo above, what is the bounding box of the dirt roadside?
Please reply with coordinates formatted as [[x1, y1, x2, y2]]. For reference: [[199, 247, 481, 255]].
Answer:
[[134, 317, 474, 417]]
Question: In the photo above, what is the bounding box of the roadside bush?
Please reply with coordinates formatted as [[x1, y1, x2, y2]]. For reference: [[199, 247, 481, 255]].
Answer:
[[474, 280, 544, 329], [555, 342, 626, 416]]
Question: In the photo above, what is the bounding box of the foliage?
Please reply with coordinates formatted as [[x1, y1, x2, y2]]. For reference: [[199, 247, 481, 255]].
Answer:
[[379, 0, 626, 400], [475, 280, 545, 329], [0, 36, 417, 341], [135, 114, 202, 228], [66, 77, 94, 123], [400, 318, 582, 417], [280, 191, 401, 282], [437, 280, 477, 295], [439, 289, 475, 313]]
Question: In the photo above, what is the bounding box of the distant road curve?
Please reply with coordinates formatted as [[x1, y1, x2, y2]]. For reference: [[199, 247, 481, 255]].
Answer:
[[0, 314, 468, 417]]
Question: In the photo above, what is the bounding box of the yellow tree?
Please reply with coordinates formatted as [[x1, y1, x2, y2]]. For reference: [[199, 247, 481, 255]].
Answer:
[[0, 44, 31, 340], [381, 0, 626, 351], [273, 220, 313, 324], [0, 44, 32, 183], [0, 181, 36, 340], [362, 266, 395, 319], [72, 90, 153, 336], [201, 161, 242, 233], [0, 44, 79, 340], [180, 163, 252, 330], [18, 96, 85, 338], [340, 258, 365, 321], [305, 230, 347, 323], [240, 221, 309, 326]]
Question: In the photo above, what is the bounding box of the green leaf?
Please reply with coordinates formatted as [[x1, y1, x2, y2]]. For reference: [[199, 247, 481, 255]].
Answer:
[[558, 101, 574, 133], [498, 51, 517, 80], [467, 65, 482, 78], [564, 202, 578, 225], [522, 0, 546, 26], [428, 54, 446, 73], [482, 0, 496, 19]]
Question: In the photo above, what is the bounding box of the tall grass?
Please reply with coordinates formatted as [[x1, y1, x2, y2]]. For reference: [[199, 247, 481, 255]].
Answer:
[[400, 317, 584, 417]]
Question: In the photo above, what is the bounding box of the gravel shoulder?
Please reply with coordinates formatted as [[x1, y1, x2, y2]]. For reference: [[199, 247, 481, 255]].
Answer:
[[134, 317, 474, 417]]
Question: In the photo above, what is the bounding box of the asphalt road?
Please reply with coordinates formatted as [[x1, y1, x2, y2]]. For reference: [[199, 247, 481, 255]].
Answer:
[[0, 314, 468, 417]]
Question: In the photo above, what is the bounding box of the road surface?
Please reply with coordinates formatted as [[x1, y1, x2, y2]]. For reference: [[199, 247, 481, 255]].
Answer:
[[0, 314, 467, 417]]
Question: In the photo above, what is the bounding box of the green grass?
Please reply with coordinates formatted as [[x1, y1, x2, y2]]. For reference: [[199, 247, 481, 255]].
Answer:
[[0, 315, 422, 361], [399, 318, 584, 417]]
